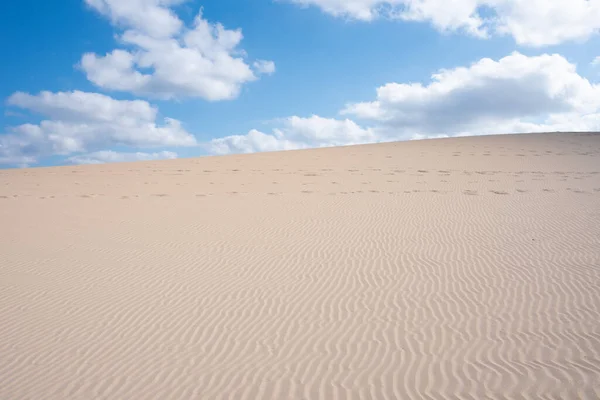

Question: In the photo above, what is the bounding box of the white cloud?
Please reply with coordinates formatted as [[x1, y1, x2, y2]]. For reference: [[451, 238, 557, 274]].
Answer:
[[0, 130, 39, 166], [253, 60, 276, 75], [207, 115, 378, 155], [208, 52, 600, 153], [9, 90, 157, 125], [67, 150, 178, 164], [283, 0, 600, 46], [82, 1, 274, 100], [208, 129, 304, 155], [85, 0, 185, 38], [410, 133, 449, 141], [593, 56, 600, 66], [284, 0, 398, 21], [342, 52, 600, 137], [491, 0, 600, 47], [1, 90, 196, 166]]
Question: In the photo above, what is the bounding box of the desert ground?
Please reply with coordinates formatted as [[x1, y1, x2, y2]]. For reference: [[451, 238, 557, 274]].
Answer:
[[1, 132, 600, 399]]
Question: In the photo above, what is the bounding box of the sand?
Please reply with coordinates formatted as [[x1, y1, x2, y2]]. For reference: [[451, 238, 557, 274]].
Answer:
[[1, 132, 600, 399]]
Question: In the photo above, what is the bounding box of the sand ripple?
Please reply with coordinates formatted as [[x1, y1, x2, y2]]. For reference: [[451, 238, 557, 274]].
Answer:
[[1, 133, 600, 399]]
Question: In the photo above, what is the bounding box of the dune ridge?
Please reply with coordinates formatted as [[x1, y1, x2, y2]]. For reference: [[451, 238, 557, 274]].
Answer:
[[1, 132, 600, 399]]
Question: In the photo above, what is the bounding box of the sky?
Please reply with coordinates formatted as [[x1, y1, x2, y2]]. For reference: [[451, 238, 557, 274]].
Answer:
[[1, 0, 599, 168]]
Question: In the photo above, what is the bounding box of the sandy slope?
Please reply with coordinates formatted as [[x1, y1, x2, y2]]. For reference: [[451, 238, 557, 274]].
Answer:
[[1, 132, 600, 399]]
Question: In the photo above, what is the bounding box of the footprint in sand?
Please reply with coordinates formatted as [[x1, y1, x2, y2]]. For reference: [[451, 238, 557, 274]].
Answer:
[[568, 189, 588, 194]]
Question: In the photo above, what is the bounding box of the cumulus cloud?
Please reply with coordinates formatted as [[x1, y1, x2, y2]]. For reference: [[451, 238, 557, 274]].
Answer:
[[207, 115, 378, 155], [284, 0, 398, 21], [1, 90, 196, 166], [67, 150, 178, 164], [283, 0, 600, 46], [342, 52, 600, 137], [82, 0, 274, 100], [85, 0, 185, 38], [207, 52, 600, 153]]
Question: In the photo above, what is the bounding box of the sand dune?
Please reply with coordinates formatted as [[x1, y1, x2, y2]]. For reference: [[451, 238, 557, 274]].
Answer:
[[1, 132, 600, 399]]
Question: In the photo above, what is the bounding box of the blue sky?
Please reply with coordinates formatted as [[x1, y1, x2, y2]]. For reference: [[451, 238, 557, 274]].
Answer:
[[1, 0, 599, 167]]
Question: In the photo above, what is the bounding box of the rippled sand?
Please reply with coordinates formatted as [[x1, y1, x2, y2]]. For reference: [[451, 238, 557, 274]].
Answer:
[[1, 132, 600, 399]]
